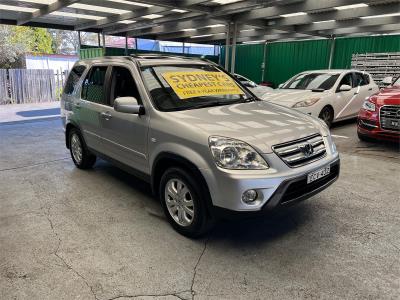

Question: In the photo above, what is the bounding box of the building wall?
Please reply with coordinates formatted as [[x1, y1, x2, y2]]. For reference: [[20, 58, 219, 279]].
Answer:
[[25, 53, 78, 73]]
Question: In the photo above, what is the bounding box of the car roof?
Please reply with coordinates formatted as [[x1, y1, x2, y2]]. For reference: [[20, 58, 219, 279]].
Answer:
[[300, 69, 369, 74], [77, 55, 213, 67]]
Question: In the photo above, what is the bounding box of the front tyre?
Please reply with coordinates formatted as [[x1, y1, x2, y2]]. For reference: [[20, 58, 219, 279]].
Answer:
[[69, 128, 96, 169], [159, 167, 213, 238], [319, 106, 334, 128]]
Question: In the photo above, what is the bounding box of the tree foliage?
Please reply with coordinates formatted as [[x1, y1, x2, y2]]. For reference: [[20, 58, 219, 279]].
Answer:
[[0, 25, 53, 68], [49, 29, 80, 54]]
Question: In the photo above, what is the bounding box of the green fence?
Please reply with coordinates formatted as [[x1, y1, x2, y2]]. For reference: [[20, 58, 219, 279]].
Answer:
[[332, 35, 400, 69], [221, 44, 265, 83], [222, 34, 400, 87], [79, 45, 219, 63], [265, 39, 331, 86], [79, 47, 105, 59]]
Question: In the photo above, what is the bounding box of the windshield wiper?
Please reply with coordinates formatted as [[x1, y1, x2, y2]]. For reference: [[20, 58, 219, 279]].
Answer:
[[187, 101, 236, 110]]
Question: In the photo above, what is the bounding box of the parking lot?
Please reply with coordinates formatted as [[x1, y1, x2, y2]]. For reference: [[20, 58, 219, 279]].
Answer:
[[0, 118, 398, 300]]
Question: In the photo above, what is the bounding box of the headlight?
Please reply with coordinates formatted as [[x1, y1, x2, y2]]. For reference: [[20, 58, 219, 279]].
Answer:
[[208, 136, 269, 170], [292, 97, 320, 108], [362, 100, 376, 112]]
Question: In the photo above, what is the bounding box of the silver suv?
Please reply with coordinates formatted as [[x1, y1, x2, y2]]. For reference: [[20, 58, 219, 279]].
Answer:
[[61, 55, 340, 237]]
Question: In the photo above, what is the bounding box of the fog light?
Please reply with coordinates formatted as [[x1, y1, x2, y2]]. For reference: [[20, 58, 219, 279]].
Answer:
[[242, 189, 258, 204]]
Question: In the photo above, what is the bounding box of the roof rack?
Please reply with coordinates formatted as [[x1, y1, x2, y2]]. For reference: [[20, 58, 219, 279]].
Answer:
[[130, 53, 189, 59]]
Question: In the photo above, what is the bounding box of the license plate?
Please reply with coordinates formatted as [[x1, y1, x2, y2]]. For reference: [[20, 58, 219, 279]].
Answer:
[[390, 120, 399, 127], [307, 166, 330, 184]]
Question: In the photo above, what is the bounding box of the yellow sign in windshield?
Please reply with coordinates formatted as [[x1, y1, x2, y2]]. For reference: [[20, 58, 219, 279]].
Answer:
[[162, 71, 244, 99]]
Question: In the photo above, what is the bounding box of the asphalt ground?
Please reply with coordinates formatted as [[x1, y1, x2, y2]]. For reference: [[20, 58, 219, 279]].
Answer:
[[1, 118, 399, 300]]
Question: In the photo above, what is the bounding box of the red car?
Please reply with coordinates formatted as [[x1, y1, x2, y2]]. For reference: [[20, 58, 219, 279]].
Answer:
[[358, 76, 400, 142]]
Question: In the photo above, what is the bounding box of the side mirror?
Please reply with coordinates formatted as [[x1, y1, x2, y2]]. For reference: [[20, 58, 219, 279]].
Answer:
[[114, 97, 145, 115], [338, 84, 352, 92], [382, 76, 393, 85], [244, 81, 256, 88]]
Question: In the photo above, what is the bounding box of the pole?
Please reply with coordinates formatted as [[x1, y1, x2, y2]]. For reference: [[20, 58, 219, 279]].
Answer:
[[218, 43, 222, 65], [328, 35, 335, 69], [224, 22, 231, 71], [97, 32, 101, 47], [261, 41, 267, 82], [135, 37, 138, 50], [230, 22, 237, 74], [125, 34, 128, 55], [78, 31, 82, 49], [182, 42, 185, 54], [102, 32, 106, 52]]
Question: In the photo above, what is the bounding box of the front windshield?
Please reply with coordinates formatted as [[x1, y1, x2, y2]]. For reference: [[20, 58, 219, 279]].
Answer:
[[141, 64, 253, 111], [393, 77, 400, 86], [282, 73, 339, 90]]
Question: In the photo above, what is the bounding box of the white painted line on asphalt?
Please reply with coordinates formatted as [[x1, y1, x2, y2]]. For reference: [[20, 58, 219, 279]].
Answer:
[[331, 134, 349, 139]]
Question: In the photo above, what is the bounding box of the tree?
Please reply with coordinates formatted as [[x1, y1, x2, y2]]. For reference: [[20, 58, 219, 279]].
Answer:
[[49, 29, 80, 54], [11, 26, 53, 54], [0, 25, 54, 68], [0, 25, 26, 68]]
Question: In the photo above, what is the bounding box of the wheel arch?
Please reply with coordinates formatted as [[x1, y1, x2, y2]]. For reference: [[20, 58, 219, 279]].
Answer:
[[320, 104, 335, 116], [151, 152, 214, 216], [65, 122, 80, 149]]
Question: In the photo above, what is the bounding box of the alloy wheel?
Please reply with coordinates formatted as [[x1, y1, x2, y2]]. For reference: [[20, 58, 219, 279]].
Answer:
[[164, 178, 195, 227], [70, 133, 83, 164]]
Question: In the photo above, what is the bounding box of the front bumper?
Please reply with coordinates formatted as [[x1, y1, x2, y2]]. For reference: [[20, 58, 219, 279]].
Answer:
[[202, 143, 340, 213], [357, 109, 400, 142], [212, 159, 340, 219]]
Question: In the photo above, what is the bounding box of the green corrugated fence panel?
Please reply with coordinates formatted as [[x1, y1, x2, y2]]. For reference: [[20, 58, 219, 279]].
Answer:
[[332, 35, 400, 69], [235, 44, 265, 83], [221, 44, 265, 83], [80, 45, 219, 63], [79, 48, 104, 59], [264, 39, 331, 86]]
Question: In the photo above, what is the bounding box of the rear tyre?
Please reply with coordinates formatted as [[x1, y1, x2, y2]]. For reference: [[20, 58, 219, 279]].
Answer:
[[159, 167, 213, 238], [69, 128, 96, 169], [319, 106, 334, 128]]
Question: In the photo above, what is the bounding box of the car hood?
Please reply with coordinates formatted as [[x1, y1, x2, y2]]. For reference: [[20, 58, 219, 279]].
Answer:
[[260, 89, 328, 106], [166, 101, 326, 153], [371, 86, 400, 106]]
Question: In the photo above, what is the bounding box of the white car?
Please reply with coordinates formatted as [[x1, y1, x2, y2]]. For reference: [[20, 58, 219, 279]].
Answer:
[[261, 69, 379, 127], [233, 73, 273, 98]]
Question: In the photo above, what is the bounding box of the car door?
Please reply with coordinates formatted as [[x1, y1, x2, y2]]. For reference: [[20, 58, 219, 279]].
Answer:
[[350, 72, 373, 116], [78, 65, 110, 152], [334, 72, 358, 120], [99, 65, 150, 174]]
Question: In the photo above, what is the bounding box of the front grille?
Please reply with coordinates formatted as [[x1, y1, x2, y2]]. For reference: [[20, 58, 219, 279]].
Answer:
[[280, 163, 340, 204], [273, 134, 327, 168], [380, 105, 400, 131]]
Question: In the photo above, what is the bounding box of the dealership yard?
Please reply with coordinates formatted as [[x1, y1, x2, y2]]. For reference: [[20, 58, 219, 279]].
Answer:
[[0, 118, 399, 300]]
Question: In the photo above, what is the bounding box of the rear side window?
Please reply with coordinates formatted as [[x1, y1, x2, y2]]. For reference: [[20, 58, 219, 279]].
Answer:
[[81, 66, 108, 104], [353, 72, 369, 86], [64, 65, 86, 95]]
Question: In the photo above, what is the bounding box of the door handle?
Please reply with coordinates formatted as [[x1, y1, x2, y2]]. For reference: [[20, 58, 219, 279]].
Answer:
[[368, 87, 372, 91], [101, 112, 112, 120], [353, 92, 359, 95]]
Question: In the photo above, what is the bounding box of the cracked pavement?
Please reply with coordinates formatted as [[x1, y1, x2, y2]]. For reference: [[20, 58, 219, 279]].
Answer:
[[1, 119, 399, 300]]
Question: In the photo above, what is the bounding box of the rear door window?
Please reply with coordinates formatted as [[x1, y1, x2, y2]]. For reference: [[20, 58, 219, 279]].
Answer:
[[64, 65, 86, 95], [81, 66, 108, 105], [353, 72, 369, 87]]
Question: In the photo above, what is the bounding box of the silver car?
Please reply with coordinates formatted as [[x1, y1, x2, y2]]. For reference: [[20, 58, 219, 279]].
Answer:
[[61, 55, 340, 237]]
